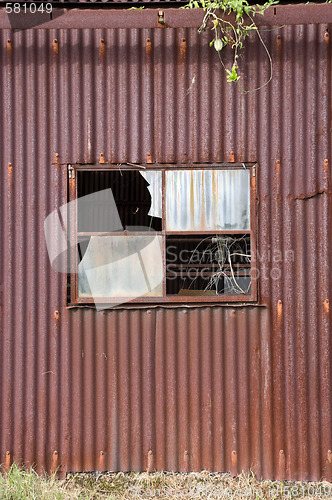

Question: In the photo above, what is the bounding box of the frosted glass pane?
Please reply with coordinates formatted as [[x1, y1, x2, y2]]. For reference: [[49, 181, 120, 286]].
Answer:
[[166, 169, 250, 231], [78, 235, 163, 298]]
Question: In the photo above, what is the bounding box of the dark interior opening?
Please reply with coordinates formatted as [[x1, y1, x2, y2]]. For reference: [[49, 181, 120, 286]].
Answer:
[[166, 234, 251, 296], [77, 170, 162, 232]]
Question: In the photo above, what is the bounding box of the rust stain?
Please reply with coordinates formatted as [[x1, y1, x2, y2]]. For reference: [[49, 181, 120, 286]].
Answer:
[[184, 450, 189, 471], [323, 158, 329, 172], [51, 451, 59, 475], [231, 450, 237, 473], [5, 452, 11, 472], [99, 450, 105, 470], [180, 37, 186, 61], [146, 37, 152, 56], [252, 167, 257, 193], [275, 159, 281, 173], [53, 39, 59, 55], [324, 30, 329, 45], [54, 310, 60, 321], [278, 450, 286, 479], [323, 158, 329, 187], [147, 449, 154, 472], [99, 38, 105, 58], [99, 153, 105, 163], [328, 450, 332, 464], [8, 163, 13, 188], [277, 300, 283, 328], [276, 34, 282, 48], [147, 153, 153, 163], [6, 39, 12, 56], [54, 153, 60, 165], [69, 177, 76, 198], [229, 151, 235, 162], [323, 451, 332, 481]]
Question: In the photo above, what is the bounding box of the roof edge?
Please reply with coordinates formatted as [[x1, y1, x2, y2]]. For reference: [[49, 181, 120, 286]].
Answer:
[[0, 3, 332, 30]]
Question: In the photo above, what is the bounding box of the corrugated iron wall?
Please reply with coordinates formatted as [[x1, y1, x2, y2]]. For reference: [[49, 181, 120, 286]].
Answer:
[[0, 9, 331, 480]]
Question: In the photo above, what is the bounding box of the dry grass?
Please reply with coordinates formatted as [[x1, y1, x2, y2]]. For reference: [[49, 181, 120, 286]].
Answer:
[[1, 464, 332, 499]]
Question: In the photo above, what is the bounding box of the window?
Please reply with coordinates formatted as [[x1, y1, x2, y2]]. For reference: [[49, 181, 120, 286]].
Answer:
[[67, 164, 257, 306]]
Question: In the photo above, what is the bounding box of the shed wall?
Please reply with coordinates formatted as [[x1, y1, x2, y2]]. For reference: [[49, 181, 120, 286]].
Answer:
[[0, 12, 331, 480]]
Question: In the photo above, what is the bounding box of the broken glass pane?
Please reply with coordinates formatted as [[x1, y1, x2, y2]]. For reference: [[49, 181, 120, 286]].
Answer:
[[166, 169, 250, 231], [140, 170, 162, 219], [166, 234, 251, 296], [77, 170, 162, 232]]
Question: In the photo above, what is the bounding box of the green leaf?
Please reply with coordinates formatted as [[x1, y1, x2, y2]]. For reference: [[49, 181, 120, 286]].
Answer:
[[226, 64, 240, 82]]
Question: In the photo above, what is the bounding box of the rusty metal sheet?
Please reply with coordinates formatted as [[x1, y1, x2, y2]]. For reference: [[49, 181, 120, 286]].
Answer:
[[0, 12, 331, 482], [0, 5, 332, 30]]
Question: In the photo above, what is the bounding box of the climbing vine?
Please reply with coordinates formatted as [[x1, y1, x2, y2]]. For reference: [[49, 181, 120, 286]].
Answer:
[[184, 0, 279, 86]]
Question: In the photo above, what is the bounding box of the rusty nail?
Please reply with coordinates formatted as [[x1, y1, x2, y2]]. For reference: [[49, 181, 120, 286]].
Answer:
[[8, 163, 13, 175], [184, 450, 189, 455], [147, 153, 153, 163], [99, 153, 105, 164], [229, 151, 235, 163], [147, 310, 151, 314], [53, 39, 59, 55], [280, 449, 284, 454], [324, 299, 330, 314], [54, 153, 60, 165], [180, 38, 186, 59], [53, 450, 58, 455], [324, 30, 329, 45], [6, 451, 10, 455], [54, 310, 60, 320], [100, 451, 104, 455], [158, 11, 165, 25]]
